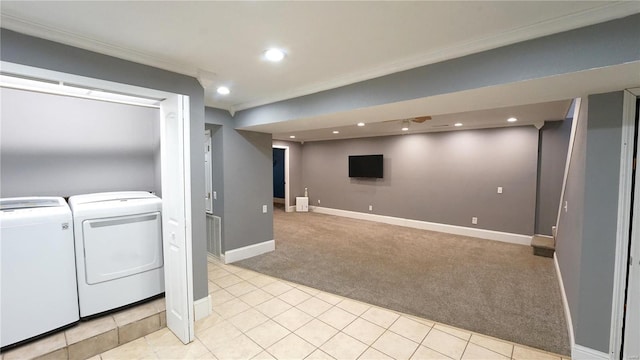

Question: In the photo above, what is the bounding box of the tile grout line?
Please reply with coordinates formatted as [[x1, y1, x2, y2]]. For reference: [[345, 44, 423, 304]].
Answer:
[[210, 261, 568, 360]]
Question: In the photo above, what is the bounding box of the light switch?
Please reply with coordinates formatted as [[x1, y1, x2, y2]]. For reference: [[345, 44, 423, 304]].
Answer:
[[262, 205, 267, 213], [213, 191, 217, 200], [497, 187, 503, 194]]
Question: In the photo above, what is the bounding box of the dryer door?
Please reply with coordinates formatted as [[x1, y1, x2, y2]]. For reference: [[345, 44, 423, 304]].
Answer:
[[82, 212, 163, 284]]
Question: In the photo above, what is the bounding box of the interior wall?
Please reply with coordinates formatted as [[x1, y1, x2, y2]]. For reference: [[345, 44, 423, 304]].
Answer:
[[272, 140, 304, 207], [535, 118, 573, 235], [301, 126, 538, 235], [1, 29, 208, 302], [204, 123, 223, 254], [577, 91, 624, 352], [205, 108, 274, 253], [205, 123, 223, 218], [1, 87, 160, 197], [556, 91, 626, 353], [555, 98, 588, 343]]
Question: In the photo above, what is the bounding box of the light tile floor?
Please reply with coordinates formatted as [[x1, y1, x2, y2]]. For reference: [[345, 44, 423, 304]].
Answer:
[[96, 257, 570, 360]]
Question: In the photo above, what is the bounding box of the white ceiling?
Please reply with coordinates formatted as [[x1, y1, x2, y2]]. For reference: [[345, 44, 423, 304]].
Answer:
[[1, 1, 637, 113], [272, 100, 572, 142]]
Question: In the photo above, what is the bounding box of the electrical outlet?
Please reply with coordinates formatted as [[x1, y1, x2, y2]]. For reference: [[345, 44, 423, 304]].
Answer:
[[369, 205, 373, 211], [472, 217, 478, 225], [213, 191, 217, 200], [317, 199, 321, 204], [262, 205, 267, 213]]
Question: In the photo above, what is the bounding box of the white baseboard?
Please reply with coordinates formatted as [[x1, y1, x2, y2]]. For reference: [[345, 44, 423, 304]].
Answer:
[[310, 206, 532, 246], [554, 253, 575, 349], [193, 295, 211, 321], [554, 255, 606, 360], [224, 239, 275, 264], [287, 205, 296, 213], [572, 344, 609, 360]]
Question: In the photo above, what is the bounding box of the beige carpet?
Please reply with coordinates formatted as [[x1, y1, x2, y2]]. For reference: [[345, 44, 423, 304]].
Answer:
[[235, 207, 570, 355]]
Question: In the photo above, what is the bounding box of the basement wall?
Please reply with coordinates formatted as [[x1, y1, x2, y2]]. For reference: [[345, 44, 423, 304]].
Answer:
[[1, 87, 160, 197], [300, 126, 538, 235], [556, 91, 625, 354], [205, 107, 274, 253]]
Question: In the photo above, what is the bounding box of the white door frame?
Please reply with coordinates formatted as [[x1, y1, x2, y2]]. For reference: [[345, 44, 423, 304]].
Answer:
[[0, 62, 196, 343], [625, 112, 640, 360], [610, 88, 639, 359], [272, 145, 291, 212]]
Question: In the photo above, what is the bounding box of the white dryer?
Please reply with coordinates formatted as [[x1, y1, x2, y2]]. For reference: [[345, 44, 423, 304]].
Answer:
[[68, 191, 164, 317], [0, 197, 79, 348]]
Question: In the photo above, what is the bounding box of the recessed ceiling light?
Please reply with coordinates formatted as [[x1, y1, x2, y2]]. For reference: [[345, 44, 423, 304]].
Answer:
[[401, 120, 410, 131], [332, 130, 340, 134], [507, 117, 518, 123], [289, 135, 296, 139], [454, 123, 463, 127], [357, 122, 365, 127], [264, 48, 285, 62], [401, 126, 409, 131], [217, 86, 230, 95]]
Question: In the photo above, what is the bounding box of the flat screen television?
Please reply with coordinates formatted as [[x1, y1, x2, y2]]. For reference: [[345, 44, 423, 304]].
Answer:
[[348, 154, 383, 178]]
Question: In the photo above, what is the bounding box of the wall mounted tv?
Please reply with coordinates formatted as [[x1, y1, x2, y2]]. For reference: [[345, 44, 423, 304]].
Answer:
[[348, 154, 383, 178]]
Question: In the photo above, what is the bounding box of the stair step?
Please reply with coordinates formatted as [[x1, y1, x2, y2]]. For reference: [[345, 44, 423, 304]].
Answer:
[[531, 235, 555, 258]]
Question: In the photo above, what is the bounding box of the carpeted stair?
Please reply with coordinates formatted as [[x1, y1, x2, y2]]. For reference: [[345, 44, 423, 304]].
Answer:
[[531, 235, 555, 258]]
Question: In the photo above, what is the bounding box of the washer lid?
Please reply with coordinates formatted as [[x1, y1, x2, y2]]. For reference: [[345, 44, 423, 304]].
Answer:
[[68, 191, 158, 207], [0, 197, 66, 211]]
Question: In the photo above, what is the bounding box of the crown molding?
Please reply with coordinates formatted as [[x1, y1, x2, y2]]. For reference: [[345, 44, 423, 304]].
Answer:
[[0, 13, 202, 79], [231, 1, 640, 111]]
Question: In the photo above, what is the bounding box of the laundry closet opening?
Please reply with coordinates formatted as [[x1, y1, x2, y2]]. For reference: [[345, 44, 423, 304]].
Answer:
[[0, 63, 195, 344], [0, 81, 162, 197]]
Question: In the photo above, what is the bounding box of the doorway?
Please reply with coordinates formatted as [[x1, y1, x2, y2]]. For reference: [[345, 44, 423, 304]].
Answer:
[[273, 148, 285, 202], [272, 145, 290, 212], [1, 61, 195, 344]]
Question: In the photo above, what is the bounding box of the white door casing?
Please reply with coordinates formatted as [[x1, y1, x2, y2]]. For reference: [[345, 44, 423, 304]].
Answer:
[[160, 94, 194, 344], [623, 91, 639, 360]]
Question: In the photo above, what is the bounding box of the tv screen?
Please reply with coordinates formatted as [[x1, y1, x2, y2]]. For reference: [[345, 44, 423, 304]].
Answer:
[[348, 154, 383, 178]]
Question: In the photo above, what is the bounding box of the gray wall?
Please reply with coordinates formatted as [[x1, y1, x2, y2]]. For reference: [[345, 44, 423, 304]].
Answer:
[[301, 126, 538, 235], [235, 14, 640, 129], [204, 123, 223, 254], [272, 140, 304, 207], [1, 29, 208, 301], [1, 87, 160, 197], [555, 99, 587, 343], [556, 92, 625, 353], [535, 118, 573, 235], [205, 123, 224, 218], [205, 108, 274, 253]]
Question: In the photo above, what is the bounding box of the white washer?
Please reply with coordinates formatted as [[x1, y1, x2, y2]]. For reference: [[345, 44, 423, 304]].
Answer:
[[0, 197, 79, 348], [68, 191, 164, 317]]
